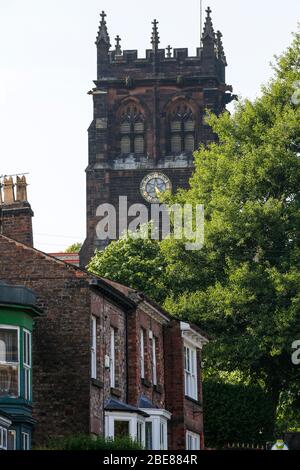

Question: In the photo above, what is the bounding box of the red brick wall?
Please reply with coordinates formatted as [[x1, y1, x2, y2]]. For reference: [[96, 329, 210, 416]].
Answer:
[[164, 320, 204, 450], [127, 304, 167, 410], [1, 202, 33, 247], [90, 293, 127, 436]]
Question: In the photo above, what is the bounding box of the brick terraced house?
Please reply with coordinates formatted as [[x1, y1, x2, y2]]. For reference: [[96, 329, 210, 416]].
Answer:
[[0, 178, 208, 450]]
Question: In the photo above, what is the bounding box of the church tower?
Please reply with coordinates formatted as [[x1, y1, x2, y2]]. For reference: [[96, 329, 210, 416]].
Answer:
[[80, 7, 235, 267]]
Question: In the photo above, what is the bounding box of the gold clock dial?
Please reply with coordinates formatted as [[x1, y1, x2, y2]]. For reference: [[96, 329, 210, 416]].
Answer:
[[140, 172, 172, 203]]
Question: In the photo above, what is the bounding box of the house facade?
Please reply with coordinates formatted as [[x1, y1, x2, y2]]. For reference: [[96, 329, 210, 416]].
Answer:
[[0, 178, 208, 450]]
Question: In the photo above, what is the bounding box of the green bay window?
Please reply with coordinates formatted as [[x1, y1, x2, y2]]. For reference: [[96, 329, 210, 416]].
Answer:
[[0, 283, 43, 451], [0, 326, 32, 401]]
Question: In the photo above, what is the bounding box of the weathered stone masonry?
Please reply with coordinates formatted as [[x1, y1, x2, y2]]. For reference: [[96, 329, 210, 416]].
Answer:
[[80, 8, 235, 266]]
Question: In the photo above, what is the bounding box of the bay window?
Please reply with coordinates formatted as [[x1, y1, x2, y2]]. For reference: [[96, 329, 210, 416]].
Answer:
[[184, 345, 198, 400], [0, 327, 19, 398]]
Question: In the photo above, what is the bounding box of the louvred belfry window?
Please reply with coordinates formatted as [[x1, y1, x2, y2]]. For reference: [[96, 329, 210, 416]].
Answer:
[[119, 104, 145, 156], [169, 103, 196, 155]]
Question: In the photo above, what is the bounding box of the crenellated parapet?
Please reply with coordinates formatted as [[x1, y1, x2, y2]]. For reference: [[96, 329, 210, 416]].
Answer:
[[95, 8, 229, 84]]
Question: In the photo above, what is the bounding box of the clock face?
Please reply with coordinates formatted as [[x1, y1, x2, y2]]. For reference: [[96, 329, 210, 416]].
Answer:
[[140, 172, 172, 203]]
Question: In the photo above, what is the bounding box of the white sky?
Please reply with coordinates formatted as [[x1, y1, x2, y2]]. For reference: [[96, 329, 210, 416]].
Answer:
[[0, 0, 299, 253]]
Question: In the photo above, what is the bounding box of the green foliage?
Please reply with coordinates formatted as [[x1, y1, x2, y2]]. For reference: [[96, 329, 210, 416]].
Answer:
[[165, 29, 300, 425], [88, 31, 300, 432], [203, 380, 274, 448], [276, 382, 300, 433], [41, 435, 143, 451], [65, 242, 82, 253], [88, 230, 168, 304]]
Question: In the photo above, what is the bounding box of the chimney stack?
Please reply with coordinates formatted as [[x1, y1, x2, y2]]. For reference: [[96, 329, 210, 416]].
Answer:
[[0, 175, 34, 247]]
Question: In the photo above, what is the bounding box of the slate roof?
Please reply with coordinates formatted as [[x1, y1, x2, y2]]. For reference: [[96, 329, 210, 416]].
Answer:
[[105, 398, 149, 417]]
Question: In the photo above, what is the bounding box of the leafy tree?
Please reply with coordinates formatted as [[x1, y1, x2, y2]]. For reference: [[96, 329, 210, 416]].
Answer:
[[88, 31, 300, 431], [88, 231, 168, 304], [65, 242, 82, 253], [203, 381, 274, 447], [165, 30, 300, 429]]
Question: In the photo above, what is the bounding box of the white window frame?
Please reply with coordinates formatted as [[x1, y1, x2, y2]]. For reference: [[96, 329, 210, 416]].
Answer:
[[152, 336, 157, 386], [110, 327, 116, 388], [0, 325, 20, 398], [184, 344, 198, 400], [186, 431, 201, 450], [22, 432, 30, 450], [140, 409, 171, 451], [140, 329, 145, 379], [0, 426, 8, 450], [91, 317, 97, 379], [105, 412, 145, 447], [23, 329, 31, 401]]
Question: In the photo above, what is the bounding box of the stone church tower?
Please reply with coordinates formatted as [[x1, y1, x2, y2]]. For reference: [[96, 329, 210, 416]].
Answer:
[[80, 7, 235, 267]]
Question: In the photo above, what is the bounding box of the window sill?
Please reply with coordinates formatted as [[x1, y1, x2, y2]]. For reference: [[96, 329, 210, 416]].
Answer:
[[91, 379, 104, 389], [110, 387, 122, 398], [185, 395, 203, 407], [141, 378, 152, 389]]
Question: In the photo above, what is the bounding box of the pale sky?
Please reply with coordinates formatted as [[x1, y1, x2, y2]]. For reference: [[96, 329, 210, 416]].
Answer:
[[0, 0, 299, 253]]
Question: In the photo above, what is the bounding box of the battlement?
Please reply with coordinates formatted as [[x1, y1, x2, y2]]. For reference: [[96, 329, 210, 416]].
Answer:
[[95, 8, 227, 83], [110, 47, 203, 63]]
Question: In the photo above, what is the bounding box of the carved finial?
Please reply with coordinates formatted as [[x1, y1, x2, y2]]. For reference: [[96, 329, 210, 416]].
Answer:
[[166, 45, 172, 58], [95, 10, 111, 47], [151, 19, 160, 51], [115, 35, 122, 56], [216, 31, 227, 65], [202, 6, 215, 40]]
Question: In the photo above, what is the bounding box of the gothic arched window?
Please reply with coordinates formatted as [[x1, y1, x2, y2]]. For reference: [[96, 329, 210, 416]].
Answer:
[[169, 102, 196, 155], [119, 103, 145, 156]]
